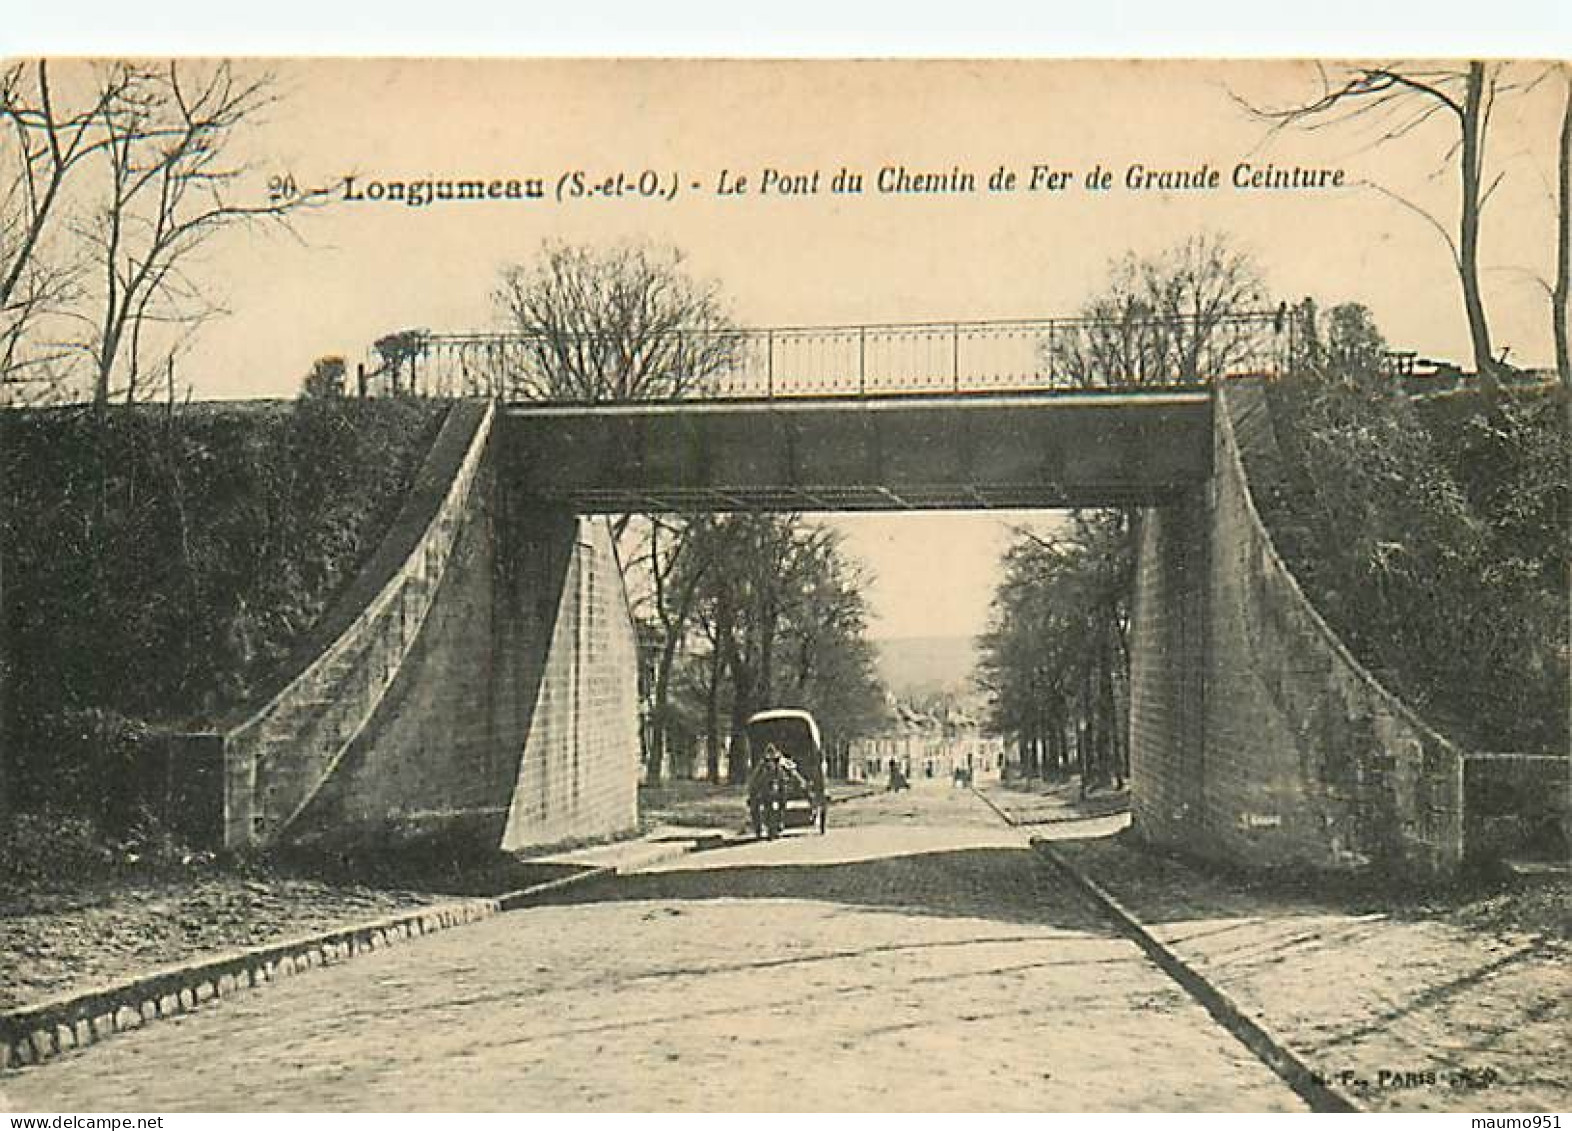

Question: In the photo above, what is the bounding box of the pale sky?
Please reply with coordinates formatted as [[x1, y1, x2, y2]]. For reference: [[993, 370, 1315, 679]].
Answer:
[[823, 510, 1066, 641], [168, 58, 1566, 398], [22, 58, 1569, 641]]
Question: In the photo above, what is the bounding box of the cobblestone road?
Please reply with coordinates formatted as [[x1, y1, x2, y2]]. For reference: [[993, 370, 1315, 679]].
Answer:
[[1, 784, 1304, 1112]]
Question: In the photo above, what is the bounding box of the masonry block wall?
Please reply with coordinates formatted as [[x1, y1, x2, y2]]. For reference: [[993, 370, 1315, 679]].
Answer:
[[286, 421, 640, 854], [234, 402, 497, 849], [288, 438, 516, 849], [1129, 381, 1467, 877], [1128, 492, 1208, 849], [499, 513, 640, 852]]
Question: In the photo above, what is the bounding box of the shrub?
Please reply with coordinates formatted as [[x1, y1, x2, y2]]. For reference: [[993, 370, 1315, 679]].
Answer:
[[0, 811, 116, 889], [0, 399, 446, 816], [1263, 368, 1568, 754]]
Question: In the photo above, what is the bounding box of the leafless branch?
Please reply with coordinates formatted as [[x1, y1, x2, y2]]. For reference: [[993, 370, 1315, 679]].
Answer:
[[1360, 179, 1461, 266]]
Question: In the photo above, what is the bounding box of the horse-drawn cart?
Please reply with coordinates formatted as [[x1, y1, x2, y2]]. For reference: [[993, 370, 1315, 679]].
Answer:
[[744, 709, 828, 838]]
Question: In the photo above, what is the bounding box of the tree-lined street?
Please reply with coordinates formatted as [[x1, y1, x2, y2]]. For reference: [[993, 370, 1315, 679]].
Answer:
[[0, 786, 1302, 1112], [2, 56, 1566, 1118]]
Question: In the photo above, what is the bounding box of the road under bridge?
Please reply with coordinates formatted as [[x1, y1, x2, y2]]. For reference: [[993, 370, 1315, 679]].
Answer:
[[201, 312, 1483, 882]]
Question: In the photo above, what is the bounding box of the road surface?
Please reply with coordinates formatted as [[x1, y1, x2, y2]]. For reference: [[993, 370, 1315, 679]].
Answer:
[[1, 783, 1304, 1112]]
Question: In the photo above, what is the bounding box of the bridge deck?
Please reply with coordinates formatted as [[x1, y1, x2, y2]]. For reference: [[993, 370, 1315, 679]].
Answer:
[[500, 389, 1213, 512]]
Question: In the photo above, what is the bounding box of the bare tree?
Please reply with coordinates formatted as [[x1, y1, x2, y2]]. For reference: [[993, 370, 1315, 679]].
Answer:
[[685, 516, 883, 783], [1556, 68, 1570, 389], [3, 60, 329, 407], [625, 514, 720, 784], [978, 511, 1132, 789], [500, 240, 745, 676], [495, 241, 740, 401], [1, 61, 142, 404], [1049, 233, 1272, 385], [0, 251, 75, 403], [1, 63, 127, 308], [1241, 62, 1548, 392], [77, 62, 326, 407]]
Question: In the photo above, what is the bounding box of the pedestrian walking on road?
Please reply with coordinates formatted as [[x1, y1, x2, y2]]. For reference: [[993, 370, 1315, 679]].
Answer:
[[887, 757, 910, 792]]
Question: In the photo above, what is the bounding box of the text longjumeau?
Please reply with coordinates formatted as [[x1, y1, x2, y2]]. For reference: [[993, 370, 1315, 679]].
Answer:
[[339, 160, 1347, 209]]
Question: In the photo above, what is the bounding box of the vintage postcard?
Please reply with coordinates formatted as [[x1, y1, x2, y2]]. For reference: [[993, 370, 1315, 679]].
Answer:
[[0, 57, 1567, 1116]]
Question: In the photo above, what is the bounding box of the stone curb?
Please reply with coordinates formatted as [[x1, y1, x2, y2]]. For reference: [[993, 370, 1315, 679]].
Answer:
[[1029, 837, 1362, 1114], [971, 785, 1358, 1112], [971, 783, 1023, 826], [0, 795, 879, 1075], [0, 864, 616, 1075]]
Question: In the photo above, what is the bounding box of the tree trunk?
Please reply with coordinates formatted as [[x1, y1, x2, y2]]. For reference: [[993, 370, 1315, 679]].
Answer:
[[723, 629, 756, 786], [727, 706, 751, 785], [757, 601, 776, 708], [652, 524, 710, 785], [1555, 67, 1571, 392], [723, 649, 755, 785], [1069, 707, 1081, 779], [1098, 628, 1122, 787], [1075, 674, 1093, 794], [0, 542, 8, 820], [704, 646, 722, 782], [1082, 666, 1099, 794], [648, 634, 682, 786], [647, 721, 665, 786], [1098, 661, 1116, 787], [1460, 62, 1499, 393]]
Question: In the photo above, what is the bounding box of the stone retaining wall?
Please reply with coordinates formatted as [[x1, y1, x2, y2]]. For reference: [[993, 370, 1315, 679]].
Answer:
[[1130, 380, 1470, 877], [222, 402, 496, 848]]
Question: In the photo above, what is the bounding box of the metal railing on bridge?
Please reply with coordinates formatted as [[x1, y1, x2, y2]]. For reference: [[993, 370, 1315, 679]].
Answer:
[[359, 311, 1314, 402]]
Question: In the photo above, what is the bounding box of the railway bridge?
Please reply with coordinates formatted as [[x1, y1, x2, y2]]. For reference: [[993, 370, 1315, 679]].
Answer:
[[208, 315, 1476, 877]]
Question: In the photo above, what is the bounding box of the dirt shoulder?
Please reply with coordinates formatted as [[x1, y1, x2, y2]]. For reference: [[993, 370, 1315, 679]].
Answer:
[[1051, 829, 1570, 1113], [0, 872, 445, 1012], [0, 843, 593, 1014], [2, 783, 874, 1017]]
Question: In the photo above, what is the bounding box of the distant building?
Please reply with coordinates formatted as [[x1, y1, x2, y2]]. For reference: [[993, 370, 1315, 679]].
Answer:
[[849, 706, 1004, 785]]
